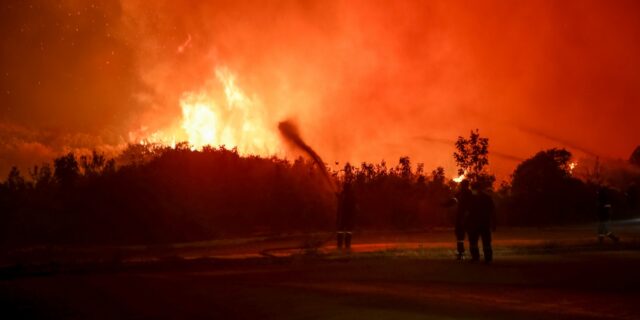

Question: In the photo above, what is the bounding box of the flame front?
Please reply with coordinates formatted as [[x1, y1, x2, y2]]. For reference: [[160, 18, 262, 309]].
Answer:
[[133, 67, 281, 156], [180, 68, 280, 154], [180, 98, 218, 149]]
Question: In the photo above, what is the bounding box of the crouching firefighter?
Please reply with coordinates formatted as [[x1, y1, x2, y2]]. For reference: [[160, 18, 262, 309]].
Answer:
[[467, 181, 496, 263], [337, 179, 357, 251]]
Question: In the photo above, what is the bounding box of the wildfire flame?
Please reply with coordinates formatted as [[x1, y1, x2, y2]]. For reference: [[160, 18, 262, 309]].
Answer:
[[132, 67, 281, 156], [453, 171, 466, 183], [568, 161, 578, 174]]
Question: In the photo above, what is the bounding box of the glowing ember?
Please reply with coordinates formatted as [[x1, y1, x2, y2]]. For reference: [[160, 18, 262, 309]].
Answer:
[[177, 34, 192, 54], [568, 161, 578, 174], [453, 171, 466, 183]]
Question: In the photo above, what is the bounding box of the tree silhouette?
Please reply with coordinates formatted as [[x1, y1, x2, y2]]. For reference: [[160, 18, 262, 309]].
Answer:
[[6, 166, 26, 191], [29, 164, 54, 189], [80, 151, 116, 178], [3, 139, 634, 248], [398, 156, 412, 179], [431, 166, 446, 186], [630, 145, 640, 168], [510, 148, 590, 225], [453, 129, 495, 188], [54, 153, 79, 187]]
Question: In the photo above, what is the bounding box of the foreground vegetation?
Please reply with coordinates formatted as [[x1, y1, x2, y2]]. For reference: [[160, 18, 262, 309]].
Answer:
[[1, 139, 639, 247]]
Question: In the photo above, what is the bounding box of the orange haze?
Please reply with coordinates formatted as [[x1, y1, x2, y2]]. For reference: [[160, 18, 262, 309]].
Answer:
[[1, 0, 639, 179]]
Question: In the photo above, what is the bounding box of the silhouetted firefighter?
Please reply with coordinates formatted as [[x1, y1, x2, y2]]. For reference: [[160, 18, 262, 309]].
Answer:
[[467, 181, 496, 263], [337, 180, 356, 251], [452, 180, 472, 260], [627, 182, 638, 211], [597, 186, 619, 244]]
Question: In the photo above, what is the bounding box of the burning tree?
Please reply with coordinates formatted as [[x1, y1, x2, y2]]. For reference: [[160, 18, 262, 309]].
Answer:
[[453, 129, 495, 189]]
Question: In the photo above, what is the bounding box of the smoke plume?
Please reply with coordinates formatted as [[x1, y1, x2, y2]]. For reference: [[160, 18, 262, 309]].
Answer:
[[2, 0, 640, 180], [278, 120, 335, 190]]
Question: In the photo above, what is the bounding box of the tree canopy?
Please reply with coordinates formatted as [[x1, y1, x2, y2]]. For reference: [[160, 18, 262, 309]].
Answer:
[[509, 148, 591, 225], [453, 129, 495, 188]]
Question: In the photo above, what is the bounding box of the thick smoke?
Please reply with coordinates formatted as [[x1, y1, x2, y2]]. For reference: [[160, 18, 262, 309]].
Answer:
[[278, 120, 335, 191], [2, 0, 640, 179], [517, 126, 600, 158]]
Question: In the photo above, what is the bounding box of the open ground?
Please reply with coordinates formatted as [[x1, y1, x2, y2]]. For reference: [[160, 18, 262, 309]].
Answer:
[[1, 221, 639, 319]]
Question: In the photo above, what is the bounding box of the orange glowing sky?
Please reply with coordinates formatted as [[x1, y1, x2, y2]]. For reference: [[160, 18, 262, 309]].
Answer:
[[1, 0, 639, 179]]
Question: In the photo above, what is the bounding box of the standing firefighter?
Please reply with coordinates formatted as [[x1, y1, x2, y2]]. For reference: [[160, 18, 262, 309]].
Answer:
[[337, 180, 356, 251], [453, 180, 472, 260], [597, 186, 619, 243], [627, 182, 638, 212], [467, 181, 496, 263]]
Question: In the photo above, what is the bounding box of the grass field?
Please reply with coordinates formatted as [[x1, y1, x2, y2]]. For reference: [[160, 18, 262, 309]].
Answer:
[[1, 222, 639, 319]]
